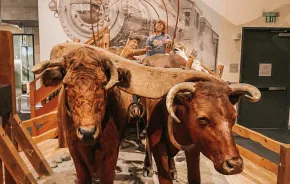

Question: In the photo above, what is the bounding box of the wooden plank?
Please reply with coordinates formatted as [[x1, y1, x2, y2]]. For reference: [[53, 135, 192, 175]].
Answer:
[[34, 85, 61, 105], [36, 119, 58, 136], [12, 115, 53, 177], [0, 126, 37, 183], [22, 111, 57, 129], [233, 124, 282, 154], [32, 128, 58, 144], [35, 97, 58, 117], [242, 156, 277, 184], [236, 144, 278, 174], [278, 144, 290, 184]]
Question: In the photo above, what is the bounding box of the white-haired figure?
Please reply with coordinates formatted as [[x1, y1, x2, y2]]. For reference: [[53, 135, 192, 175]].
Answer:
[[173, 47, 209, 73]]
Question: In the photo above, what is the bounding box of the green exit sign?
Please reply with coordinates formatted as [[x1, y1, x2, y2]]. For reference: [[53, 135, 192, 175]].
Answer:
[[263, 12, 280, 23]]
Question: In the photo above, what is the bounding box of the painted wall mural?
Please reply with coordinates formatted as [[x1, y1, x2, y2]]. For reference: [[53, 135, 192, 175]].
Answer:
[[48, 0, 218, 70]]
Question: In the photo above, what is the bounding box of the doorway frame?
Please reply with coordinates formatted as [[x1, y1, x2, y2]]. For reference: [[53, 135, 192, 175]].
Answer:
[[239, 27, 290, 130]]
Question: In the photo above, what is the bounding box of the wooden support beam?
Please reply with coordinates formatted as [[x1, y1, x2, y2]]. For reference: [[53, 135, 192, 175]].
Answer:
[[278, 144, 290, 184], [12, 115, 53, 177], [2, 114, 16, 184], [0, 126, 37, 183]]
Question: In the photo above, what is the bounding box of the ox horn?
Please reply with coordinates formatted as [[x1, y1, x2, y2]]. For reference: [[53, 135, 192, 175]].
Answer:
[[103, 61, 119, 91], [166, 82, 196, 123], [168, 114, 195, 151], [229, 83, 261, 102], [32, 58, 65, 74]]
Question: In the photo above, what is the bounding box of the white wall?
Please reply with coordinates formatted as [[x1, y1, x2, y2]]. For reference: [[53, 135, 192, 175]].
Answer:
[[217, 3, 290, 82], [200, 0, 290, 25], [38, 0, 71, 61]]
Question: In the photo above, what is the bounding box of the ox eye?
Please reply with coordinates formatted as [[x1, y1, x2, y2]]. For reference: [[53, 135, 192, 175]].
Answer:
[[198, 117, 210, 125]]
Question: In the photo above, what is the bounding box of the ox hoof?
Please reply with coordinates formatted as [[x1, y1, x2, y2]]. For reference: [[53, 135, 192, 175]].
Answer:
[[170, 169, 178, 180], [142, 167, 153, 177]]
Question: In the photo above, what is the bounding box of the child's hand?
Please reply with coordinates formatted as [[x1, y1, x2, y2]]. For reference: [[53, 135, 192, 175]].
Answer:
[[145, 46, 152, 51], [165, 39, 172, 44]]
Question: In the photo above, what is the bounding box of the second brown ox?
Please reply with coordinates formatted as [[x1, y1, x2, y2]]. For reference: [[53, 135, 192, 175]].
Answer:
[[142, 54, 261, 183]]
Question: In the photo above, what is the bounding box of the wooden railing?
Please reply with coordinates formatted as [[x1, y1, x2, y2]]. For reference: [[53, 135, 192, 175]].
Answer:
[[21, 111, 58, 145], [233, 124, 290, 184], [29, 75, 61, 137]]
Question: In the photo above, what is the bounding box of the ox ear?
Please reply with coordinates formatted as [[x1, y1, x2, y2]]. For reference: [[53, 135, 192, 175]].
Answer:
[[174, 92, 194, 105], [229, 93, 244, 105], [116, 68, 131, 88], [41, 67, 65, 87]]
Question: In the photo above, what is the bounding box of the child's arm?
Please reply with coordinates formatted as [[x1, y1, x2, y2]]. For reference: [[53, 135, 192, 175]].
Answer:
[[127, 48, 147, 57]]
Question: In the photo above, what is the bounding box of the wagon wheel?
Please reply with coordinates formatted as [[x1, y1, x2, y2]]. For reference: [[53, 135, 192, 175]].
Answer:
[[127, 101, 146, 141]]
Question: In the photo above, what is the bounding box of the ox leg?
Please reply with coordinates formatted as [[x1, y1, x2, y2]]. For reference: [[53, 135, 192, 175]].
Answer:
[[72, 155, 91, 184], [168, 157, 177, 180], [100, 148, 119, 184], [143, 136, 153, 177], [185, 149, 201, 184], [151, 141, 173, 184]]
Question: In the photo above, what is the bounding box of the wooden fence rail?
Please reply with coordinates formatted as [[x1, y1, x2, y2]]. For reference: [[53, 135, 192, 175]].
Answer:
[[233, 124, 290, 184]]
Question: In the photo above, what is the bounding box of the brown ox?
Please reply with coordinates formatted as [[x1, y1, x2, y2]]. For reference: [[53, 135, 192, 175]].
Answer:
[[141, 54, 261, 183], [33, 43, 225, 184]]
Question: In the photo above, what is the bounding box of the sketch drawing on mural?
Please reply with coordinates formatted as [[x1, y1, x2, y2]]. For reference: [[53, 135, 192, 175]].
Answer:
[[48, 0, 218, 70]]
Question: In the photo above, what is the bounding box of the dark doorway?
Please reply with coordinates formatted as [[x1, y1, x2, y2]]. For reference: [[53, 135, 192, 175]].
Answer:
[[239, 28, 290, 130]]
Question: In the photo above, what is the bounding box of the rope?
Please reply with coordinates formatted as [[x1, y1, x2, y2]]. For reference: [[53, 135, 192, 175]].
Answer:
[[171, 0, 180, 51], [161, 0, 169, 31], [90, 0, 97, 46], [90, 0, 103, 46]]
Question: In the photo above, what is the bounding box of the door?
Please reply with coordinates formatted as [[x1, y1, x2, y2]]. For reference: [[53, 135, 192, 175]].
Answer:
[[13, 34, 35, 97], [239, 28, 290, 129]]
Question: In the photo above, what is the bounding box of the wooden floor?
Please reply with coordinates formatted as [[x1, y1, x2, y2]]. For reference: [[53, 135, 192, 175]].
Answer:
[[20, 139, 277, 184]]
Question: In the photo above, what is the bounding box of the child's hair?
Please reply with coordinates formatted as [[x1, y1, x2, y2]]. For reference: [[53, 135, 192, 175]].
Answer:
[[128, 36, 141, 43], [153, 19, 167, 34]]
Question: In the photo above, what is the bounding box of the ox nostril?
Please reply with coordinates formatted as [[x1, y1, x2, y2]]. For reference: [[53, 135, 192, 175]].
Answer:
[[224, 157, 243, 170], [226, 160, 234, 169], [77, 126, 97, 142]]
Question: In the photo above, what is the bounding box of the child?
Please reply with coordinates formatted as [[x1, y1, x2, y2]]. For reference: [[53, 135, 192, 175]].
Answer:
[[120, 36, 150, 60], [146, 19, 172, 56]]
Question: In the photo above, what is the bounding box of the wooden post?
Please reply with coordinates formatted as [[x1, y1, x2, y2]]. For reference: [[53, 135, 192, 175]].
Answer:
[[217, 65, 224, 78], [0, 126, 37, 184], [186, 55, 194, 69], [0, 31, 16, 115], [12, 115, 53, 177], [278, 144, 290, 184], [3, 114, 16, 184], [29, 81, 37, 136]]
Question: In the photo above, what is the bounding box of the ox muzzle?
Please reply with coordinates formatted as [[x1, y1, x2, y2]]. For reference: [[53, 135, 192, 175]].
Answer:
[[216, 157, 243, 175], [76, 125, 99, 143]]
